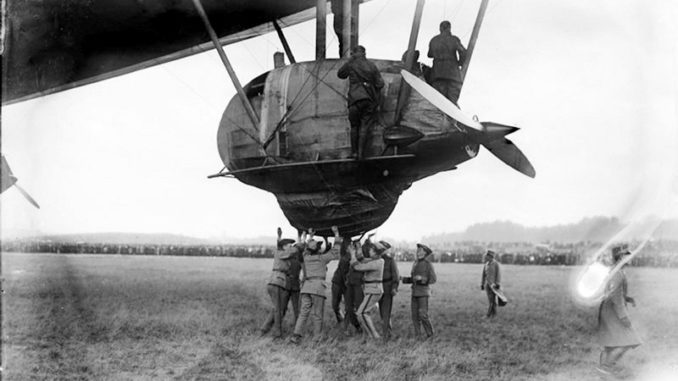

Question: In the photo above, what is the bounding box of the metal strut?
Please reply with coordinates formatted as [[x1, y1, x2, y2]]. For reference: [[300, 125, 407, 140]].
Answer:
[[394, 0, 426, 124], [272, 20, 296, 64], [342, 0, 352, 57], [191, 0, 261, 135], [316, 0, 327, 60], [460, 0, 490, 88]]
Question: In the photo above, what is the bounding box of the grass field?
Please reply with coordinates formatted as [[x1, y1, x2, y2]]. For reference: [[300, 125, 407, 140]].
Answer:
[[2, 253, 678, 380]]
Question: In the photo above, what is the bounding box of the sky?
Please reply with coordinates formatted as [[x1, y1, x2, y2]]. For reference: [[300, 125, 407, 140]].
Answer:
[[1, 0, 677, 241]]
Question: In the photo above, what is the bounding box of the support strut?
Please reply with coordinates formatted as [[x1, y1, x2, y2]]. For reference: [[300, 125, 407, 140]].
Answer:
[[342, 0, 352, 57], [273, 20, 296, 64], [460, 0, 490, 88], [316, 0, 327, 60], [191, 0, 261, 133], [394, 0, 426, 124]]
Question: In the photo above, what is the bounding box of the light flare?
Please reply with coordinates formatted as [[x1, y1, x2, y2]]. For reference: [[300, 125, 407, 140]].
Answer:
[[575, 262, 610, 300]]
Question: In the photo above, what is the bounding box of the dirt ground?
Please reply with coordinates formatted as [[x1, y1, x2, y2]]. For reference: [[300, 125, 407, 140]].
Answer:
[[2, 253, 677, 380]]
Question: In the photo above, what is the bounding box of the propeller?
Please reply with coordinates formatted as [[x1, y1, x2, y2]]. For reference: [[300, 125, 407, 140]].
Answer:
[[400, 70, 536, 178], [1, 155, 41, 208]]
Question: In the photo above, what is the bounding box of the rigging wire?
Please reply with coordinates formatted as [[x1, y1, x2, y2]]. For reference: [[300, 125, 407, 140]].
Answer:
[[279, 18, 317, 50], [161, 58, 266, 155], [359, 0, 394, 36], [161, 66, 222, 112], [452, 0, 466, 19], [219, 0, 492, 235], [260, 1, 408, 234]]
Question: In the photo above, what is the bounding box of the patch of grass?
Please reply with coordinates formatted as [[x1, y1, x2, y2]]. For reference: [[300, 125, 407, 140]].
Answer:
[[2, 253, 678, 380]]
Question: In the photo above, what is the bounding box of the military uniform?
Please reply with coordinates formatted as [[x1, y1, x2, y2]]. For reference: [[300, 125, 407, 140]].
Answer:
[[406, 256, 437, 338], [598, 270, 641, 348], [337, 52, 385, 158], [331, 252, 350, 323], [344, 261, 365, 333], [379, 253, 400, 339], [351, 256, 384, 338], [481, 257, 501, 318], [292, 238, 342, 339], [286, 249, 303, 321], [427, 30, 466, 104], [260, 243, 295, 337]]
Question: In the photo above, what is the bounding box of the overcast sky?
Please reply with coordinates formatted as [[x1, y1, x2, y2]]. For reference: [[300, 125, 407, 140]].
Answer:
[[2, 0, 677, 241]]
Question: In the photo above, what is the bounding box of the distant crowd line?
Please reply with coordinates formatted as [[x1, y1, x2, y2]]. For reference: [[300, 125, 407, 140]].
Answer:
[[3, 239, 678, 267]]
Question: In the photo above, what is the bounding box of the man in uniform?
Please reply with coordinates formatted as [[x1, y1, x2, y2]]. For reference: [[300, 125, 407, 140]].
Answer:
[[337, 45, 385, 159], [285, 232, 306, 322], [481, 250, 502, 319], [331, 239, 352, 324], [260, 227, 298, 338], [350, 240, 385, 339], [597, 245, 642, 376], [401, 50, 431, 83], [343, 240, 365, 335], [403, 243, 437, 339], [427, 20, 467, 104], [378, 241, 399, 340], [290, 227, 342, 344]]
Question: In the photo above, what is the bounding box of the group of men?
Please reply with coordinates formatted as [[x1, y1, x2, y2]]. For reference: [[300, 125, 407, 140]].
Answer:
[[261, 226, 642, 375], [337, 20, 467, 159], [261, 226, 505, 343]]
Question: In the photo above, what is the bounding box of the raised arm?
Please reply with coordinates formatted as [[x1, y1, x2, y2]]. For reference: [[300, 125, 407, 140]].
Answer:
[[320, 226, 342, 263], [337, 60, 351, 79], [276, 227, 293, 259], [352, 258, 382, 272]]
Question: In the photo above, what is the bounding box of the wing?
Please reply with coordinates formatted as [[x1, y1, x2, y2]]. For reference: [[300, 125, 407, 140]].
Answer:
[[1, 0, 322, 104]]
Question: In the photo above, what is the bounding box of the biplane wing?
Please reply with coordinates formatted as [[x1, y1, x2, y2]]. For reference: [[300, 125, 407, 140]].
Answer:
[[1, 0, 353, 105]]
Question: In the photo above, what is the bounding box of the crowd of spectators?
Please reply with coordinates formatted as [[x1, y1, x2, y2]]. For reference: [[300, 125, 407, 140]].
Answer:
[[1, 240, 274, 258], [2, 239, 677, 267]]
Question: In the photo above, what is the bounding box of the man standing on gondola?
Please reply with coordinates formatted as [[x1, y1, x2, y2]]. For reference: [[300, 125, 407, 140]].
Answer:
[[337, 45, 384, 159]]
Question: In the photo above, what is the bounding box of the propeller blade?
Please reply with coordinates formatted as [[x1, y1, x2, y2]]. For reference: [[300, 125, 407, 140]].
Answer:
[[13, 184, 41, 209], [482, 138, 536, 178], [1, 155, 18, 193], [400, 70, 483, 131]]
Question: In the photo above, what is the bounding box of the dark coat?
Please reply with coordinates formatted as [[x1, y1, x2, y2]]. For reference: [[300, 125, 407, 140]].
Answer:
[[482, 259, 501, 287], [346, 264, 364, 286], [427, 31, 466, 81], [332, 255, 350, 285], [409, 258, 436, 297], [287, 252, 303, 291], [382, 255, 400, 293], [337, 56, 385, 106], [598, 270, 642, 347]]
